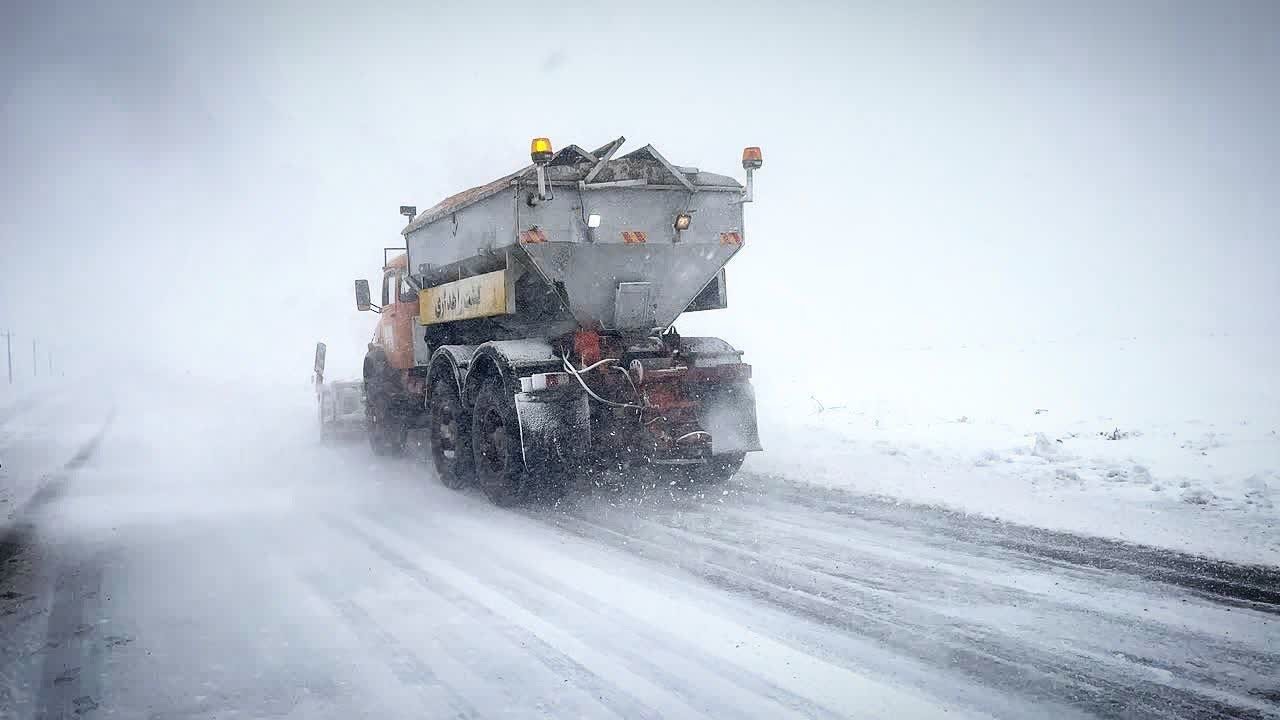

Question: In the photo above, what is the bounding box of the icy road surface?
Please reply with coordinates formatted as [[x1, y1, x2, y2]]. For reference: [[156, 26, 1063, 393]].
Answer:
[[2, 380, 1278, 719]]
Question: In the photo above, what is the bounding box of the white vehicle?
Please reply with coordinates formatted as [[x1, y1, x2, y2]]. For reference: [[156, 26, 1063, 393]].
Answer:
[[314, 342, 366, 444]]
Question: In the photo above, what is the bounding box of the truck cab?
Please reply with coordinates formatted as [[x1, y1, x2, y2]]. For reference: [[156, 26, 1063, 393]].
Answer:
[[370, 254, 415, 371]]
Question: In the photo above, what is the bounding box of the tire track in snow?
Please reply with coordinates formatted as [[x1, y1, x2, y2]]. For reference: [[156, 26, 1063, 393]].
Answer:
[[32, 555, 106, 720], [645, 502, 1279, 714], [339, 485, 991, 720], [301, 571, 482, 720], [359, 505, 851, 720], [323, 451, 1277, 717], [537, 496, 1275, 720], [323, 514, 667, 720], [746, 474, 1280, 609], [692, 505, 1280, 703], [584, 471, 1280, 609]]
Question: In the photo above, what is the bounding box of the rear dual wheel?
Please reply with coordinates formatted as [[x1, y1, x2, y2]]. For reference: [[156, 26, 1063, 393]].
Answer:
[[471, 378, 529, 506], [428, 374, 569, 505], [428, 377, 472, 490]]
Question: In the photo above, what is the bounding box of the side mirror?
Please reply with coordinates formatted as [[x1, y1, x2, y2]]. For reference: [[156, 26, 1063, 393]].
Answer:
[[354, 279, 372, 311]]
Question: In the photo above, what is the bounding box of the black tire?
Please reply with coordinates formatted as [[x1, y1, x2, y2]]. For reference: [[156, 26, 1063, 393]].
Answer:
[[471, 377, 528, 506], [428, 376, 472, 489], [367, 386, 406, 456], [658, 453, 746, 485]]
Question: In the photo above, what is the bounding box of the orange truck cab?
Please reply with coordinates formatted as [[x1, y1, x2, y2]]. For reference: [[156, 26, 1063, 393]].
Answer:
[[370, 254, 416, 371]]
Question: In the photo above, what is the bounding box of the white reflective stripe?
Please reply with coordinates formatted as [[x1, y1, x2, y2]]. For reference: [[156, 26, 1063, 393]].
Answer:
[[519, 372, 571, 393]]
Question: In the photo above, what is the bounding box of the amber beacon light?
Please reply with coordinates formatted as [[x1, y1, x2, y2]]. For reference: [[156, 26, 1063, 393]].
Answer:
[[740, 146, 762, 203], [531, 137, 554, 165], [530, 137, 555, 202]]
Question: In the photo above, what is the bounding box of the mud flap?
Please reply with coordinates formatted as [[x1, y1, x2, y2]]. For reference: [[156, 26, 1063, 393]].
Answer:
[[514, 391, 591, 477], [697, 382, 763, 454]]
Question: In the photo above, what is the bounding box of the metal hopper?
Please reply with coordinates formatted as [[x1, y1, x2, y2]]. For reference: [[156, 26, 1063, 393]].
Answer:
[[403, 138, 754, 337]]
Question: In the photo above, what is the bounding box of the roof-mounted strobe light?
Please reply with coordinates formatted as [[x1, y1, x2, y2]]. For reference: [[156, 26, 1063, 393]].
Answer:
[[530, 137, 554, 203], [530, 137, 554, 164], [741, 146, 762, 203]]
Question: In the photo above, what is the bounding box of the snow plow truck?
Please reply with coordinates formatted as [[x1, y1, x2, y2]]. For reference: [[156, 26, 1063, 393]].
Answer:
[[354, 137, 763, 505]]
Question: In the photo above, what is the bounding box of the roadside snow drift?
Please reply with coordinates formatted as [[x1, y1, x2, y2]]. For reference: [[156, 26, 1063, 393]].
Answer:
[[748, 333, 1280, 563]]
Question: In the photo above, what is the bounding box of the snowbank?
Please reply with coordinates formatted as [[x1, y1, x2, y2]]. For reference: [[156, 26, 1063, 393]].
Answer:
[[747, 334, 1280, 564]]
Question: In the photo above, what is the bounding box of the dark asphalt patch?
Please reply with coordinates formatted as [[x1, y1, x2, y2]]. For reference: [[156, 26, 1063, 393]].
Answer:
[[0, 523, 33, 568], [34, 557, 106, 719], [1, 408, 116, 716]]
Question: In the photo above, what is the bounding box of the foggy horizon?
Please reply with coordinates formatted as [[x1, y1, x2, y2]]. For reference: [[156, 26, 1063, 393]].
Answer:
[[4, 1, 1279, 383]]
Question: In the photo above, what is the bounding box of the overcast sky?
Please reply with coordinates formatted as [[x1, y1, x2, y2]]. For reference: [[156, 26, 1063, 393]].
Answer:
[[2, 1, 1277, 383]]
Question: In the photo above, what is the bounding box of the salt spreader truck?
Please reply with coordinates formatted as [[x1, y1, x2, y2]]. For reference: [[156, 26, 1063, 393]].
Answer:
[[354, 137, 763, 504]]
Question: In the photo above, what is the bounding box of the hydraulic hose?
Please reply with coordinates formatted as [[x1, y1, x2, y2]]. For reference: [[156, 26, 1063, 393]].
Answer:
[[560, 355, 646, 411]]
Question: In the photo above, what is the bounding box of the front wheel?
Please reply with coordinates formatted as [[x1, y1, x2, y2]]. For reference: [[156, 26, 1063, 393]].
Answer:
[[367, 390, 406, 456], [471, 378, 528, 506], [428, 377, 472, 489]]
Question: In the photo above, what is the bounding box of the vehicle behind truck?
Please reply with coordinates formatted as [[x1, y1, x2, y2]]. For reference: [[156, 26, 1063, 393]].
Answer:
[[313, 341, 367, 444], [354, 137, 763, 504]]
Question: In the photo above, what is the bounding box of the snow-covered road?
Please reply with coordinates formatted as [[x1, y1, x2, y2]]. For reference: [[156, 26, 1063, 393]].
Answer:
[[1, 380, 1277, 719]]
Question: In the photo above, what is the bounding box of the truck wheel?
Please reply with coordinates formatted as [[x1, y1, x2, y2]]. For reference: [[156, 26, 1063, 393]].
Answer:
[[428, 377, 472, 489], [368, 391, 406, 456], [471, 378, 527, 506]]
